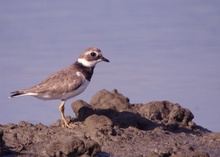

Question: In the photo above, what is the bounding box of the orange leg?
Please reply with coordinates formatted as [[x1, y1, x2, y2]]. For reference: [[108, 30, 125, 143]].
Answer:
[[59, 100, 76, 128]]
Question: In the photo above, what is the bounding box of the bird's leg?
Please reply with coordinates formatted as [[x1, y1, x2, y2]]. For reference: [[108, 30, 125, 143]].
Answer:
[[59, 100, 76, 128]]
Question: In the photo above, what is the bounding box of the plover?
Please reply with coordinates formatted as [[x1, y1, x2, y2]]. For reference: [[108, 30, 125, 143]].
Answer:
[[9, 47, 109, 128]]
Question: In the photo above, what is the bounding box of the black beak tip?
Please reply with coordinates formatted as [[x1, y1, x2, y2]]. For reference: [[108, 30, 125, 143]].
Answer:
[[102, 57, 110, 62]]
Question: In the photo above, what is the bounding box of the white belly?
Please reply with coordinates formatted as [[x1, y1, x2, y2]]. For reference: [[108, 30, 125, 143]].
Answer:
[[61, 79, 90, 100]]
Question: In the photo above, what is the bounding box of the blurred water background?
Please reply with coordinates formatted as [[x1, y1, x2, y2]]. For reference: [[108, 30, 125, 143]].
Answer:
[[0, 1, 220, 131]]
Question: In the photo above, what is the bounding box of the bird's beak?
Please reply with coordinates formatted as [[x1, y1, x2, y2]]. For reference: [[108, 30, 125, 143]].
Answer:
[[101, 56, 110, 62]]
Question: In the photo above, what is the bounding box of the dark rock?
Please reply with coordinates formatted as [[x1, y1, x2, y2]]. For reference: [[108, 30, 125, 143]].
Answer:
[[84, 139, 101, 157], [1, 89, 220, 156], [0, 130, 4, 155], [45, 136, 85, 157], [71, 100, 94, 121]]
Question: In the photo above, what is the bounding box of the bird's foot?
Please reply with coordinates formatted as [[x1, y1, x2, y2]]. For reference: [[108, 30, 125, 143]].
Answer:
[[62, 121, 77, 128]]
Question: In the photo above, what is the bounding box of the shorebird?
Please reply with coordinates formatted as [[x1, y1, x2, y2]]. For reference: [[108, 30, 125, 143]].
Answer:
[[9, 47, 109, 128]]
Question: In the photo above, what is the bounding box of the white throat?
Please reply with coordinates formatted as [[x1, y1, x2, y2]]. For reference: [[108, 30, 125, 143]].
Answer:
[[78, 58, 99, 67]]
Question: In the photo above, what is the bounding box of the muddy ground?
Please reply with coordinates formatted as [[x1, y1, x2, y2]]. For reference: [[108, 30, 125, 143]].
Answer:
[[1, 89, 220, 156]]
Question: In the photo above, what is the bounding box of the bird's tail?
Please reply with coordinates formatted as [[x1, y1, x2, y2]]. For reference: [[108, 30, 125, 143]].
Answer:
[[9, 91, 24, 98]]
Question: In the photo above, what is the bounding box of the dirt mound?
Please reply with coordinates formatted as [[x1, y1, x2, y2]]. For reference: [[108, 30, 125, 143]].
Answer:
[[1, 89, 219, 156]]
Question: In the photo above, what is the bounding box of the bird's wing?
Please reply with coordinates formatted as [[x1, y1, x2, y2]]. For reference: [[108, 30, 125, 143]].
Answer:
[[22, 67, 84, 95]]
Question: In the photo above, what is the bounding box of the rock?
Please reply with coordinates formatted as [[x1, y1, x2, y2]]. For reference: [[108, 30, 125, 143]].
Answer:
[[90, 89, 130, 111], [1, 89, 220, 156], [71, 100, 94, 121], [83, 115, 113, 132], [72, 97, 152, 130], [84, 139, 101, 157], [138, 101, 195, 131], [45, 136, 85, 156], [82, 115, 113, 145]]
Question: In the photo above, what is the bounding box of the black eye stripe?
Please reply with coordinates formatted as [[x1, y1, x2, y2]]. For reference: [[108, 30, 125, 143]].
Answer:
[[91, 52, 96, 57]]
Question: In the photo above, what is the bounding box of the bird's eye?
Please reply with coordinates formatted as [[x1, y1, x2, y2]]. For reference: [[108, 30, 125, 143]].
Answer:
[[91, 52, 96, 57]]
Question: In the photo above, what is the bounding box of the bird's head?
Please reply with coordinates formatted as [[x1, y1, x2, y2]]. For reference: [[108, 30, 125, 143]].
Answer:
[[77, 47, 110, 67]]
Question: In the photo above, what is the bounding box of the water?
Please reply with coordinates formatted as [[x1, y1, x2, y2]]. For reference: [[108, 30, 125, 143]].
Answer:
[[0, 1, 220, 132]]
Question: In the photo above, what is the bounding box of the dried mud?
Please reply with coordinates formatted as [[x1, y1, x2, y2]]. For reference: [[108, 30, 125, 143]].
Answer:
[[1, 89, 219, 157]]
